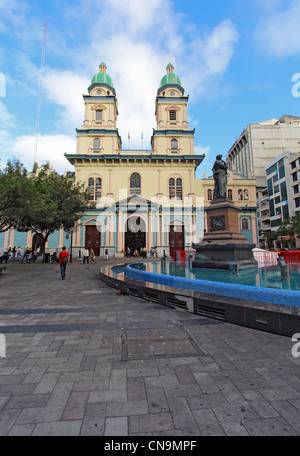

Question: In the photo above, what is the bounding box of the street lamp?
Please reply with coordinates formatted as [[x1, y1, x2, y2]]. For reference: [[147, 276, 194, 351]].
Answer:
[[174, 225, 177, 261], [70, 229, 73, 263]]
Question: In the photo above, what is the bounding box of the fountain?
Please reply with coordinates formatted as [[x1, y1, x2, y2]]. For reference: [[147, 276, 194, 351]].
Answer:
[[99, 155, 300, 337]]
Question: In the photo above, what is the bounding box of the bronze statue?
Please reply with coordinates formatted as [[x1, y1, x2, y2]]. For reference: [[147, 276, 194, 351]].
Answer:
[[212, 154, 228, 199]]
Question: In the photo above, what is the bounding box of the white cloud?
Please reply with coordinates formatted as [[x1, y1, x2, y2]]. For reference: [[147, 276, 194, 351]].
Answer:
[[11, 134, 76, 173], [1, 0, 239, 163], [44, 69, 90, 133], [254, 0, 300, 57], [0, 100, 15, 129], [42, 1, 239, 150]]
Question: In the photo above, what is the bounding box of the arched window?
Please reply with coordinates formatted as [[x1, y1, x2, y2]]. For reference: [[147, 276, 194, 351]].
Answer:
[[241, 217, 249, 230], [238, 189, 243, 200], [244, 189, 249, 200], [169, 177, 183, 200], [208, 189, 213, 201], [171, 138, 178, 150], [88, 178, 95, 200], [88, 177, 102, 200], [95, 178, 102, 199], [130, 173, 141, 195], [228, 189, 233, 200], [93, 138, 100, 150]]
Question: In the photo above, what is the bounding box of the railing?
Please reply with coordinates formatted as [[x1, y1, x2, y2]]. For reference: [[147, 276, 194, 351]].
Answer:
[[252, 249, 279, 266], [279, 250, 300, 264], [253, 249, 300, 265]]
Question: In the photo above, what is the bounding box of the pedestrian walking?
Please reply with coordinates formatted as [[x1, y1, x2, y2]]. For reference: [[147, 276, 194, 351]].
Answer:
[[83, 248, 89, 264], [89, 248, 96, 263], [104, 248, 108, 260], [58, 246, 69, 280], [21, 247, 31, 264], [16, 247, 22, 258]]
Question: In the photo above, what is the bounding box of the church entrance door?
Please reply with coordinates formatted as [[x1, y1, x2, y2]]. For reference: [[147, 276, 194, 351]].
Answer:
[[85, 225, 101, 256], [169, 225, 184, 256], [125, 216, 146, 255]]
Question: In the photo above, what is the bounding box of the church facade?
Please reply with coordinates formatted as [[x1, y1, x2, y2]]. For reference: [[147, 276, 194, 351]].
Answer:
[[64, 62, 206, 258], [0, 63, 258, 258]]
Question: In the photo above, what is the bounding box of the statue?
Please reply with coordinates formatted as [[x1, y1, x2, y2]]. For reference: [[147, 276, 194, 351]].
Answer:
[[212, 154, 228, 199]]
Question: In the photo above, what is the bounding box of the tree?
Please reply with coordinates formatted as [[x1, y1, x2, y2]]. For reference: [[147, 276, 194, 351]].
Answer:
[[0, 159, 32, 233], [263, 230, 278, 249], [10, 165, 94, 261], [291, 213, 300, 239]]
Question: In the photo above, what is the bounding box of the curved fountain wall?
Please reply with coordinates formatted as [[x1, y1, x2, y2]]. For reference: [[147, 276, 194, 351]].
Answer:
[[125, 263, 300, 308]]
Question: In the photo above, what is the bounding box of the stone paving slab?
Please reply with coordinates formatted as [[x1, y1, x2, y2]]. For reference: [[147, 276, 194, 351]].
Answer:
[[0, 258, 299, 436]]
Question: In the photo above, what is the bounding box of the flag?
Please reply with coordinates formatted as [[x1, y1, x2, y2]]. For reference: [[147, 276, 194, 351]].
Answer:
[[128, 131, 130, 139], [141, 131, 143, 140]]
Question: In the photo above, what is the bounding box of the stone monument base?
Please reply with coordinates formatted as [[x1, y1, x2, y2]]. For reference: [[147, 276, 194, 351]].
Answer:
[[192, 242, 258, 271], [192, 198, 258, 271]]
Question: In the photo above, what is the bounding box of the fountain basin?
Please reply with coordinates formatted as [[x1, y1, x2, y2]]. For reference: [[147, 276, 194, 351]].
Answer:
[[99, 261, 300, 338], [125, 262, 300, 307]]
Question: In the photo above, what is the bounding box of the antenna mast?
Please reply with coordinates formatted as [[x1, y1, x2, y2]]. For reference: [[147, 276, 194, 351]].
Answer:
[[34, 20, 47, 165]]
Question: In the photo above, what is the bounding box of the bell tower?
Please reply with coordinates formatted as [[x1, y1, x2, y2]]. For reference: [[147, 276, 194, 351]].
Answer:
[[151, 63, 194, 155], [76, 62, 122, 156]]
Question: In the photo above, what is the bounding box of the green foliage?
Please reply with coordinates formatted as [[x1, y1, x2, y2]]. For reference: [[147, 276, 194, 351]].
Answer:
[[0, 159, 31, 232], [291, 213, 300, 238], [0, 160, 94, 254], [15, 167, 94, 248]]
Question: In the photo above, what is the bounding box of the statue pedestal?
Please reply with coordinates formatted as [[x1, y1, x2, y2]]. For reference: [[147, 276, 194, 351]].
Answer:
[[192, 198, 257, 271]]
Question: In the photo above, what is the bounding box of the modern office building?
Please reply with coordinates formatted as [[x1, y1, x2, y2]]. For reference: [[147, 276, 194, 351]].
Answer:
[[226, 115, 300, 189]]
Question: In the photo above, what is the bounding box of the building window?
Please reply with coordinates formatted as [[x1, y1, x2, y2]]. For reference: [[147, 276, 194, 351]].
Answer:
[[169, 177, 182, 200], [93, 138, 100, 150], [241, 218, 249, 230], [228, 189, 233, 200], [171, 138, 178, 150], [88, 177, 102, 200], [238, 189, 243, 200], [244, 189, 249, 200], [169, 111, 176, 121], [95, 110, 103, 121], [278, 159, 285, 179], [281, 182, 287, 201], [282, 204, 289, 220], [208, 189, 213, 201], [130, 173, 141, 195]]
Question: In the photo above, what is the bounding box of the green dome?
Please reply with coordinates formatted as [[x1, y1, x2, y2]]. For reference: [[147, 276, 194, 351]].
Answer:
[[160, 72, 182, 87], [159, 63, 183, 90], [91, 71, 114, 88], [88, 62, 115, 94]]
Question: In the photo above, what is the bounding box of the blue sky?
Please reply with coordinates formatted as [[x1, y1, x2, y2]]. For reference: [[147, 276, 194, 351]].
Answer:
[[0, 0, 300, 177]]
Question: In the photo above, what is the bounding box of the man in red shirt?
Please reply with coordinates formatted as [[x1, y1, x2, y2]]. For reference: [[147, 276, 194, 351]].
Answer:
[[58, 246, 69, 280]]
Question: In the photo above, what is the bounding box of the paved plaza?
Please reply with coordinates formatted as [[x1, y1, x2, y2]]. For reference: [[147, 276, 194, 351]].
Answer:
[[0, 258, 300, 436]]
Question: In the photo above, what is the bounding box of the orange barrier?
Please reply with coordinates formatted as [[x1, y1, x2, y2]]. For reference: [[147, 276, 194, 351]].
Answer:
[[279, 250, 300, 264]]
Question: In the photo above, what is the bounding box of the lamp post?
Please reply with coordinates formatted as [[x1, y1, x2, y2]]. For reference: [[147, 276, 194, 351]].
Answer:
[[174, 225, 177, 262], [70, 229, 73, 263]]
